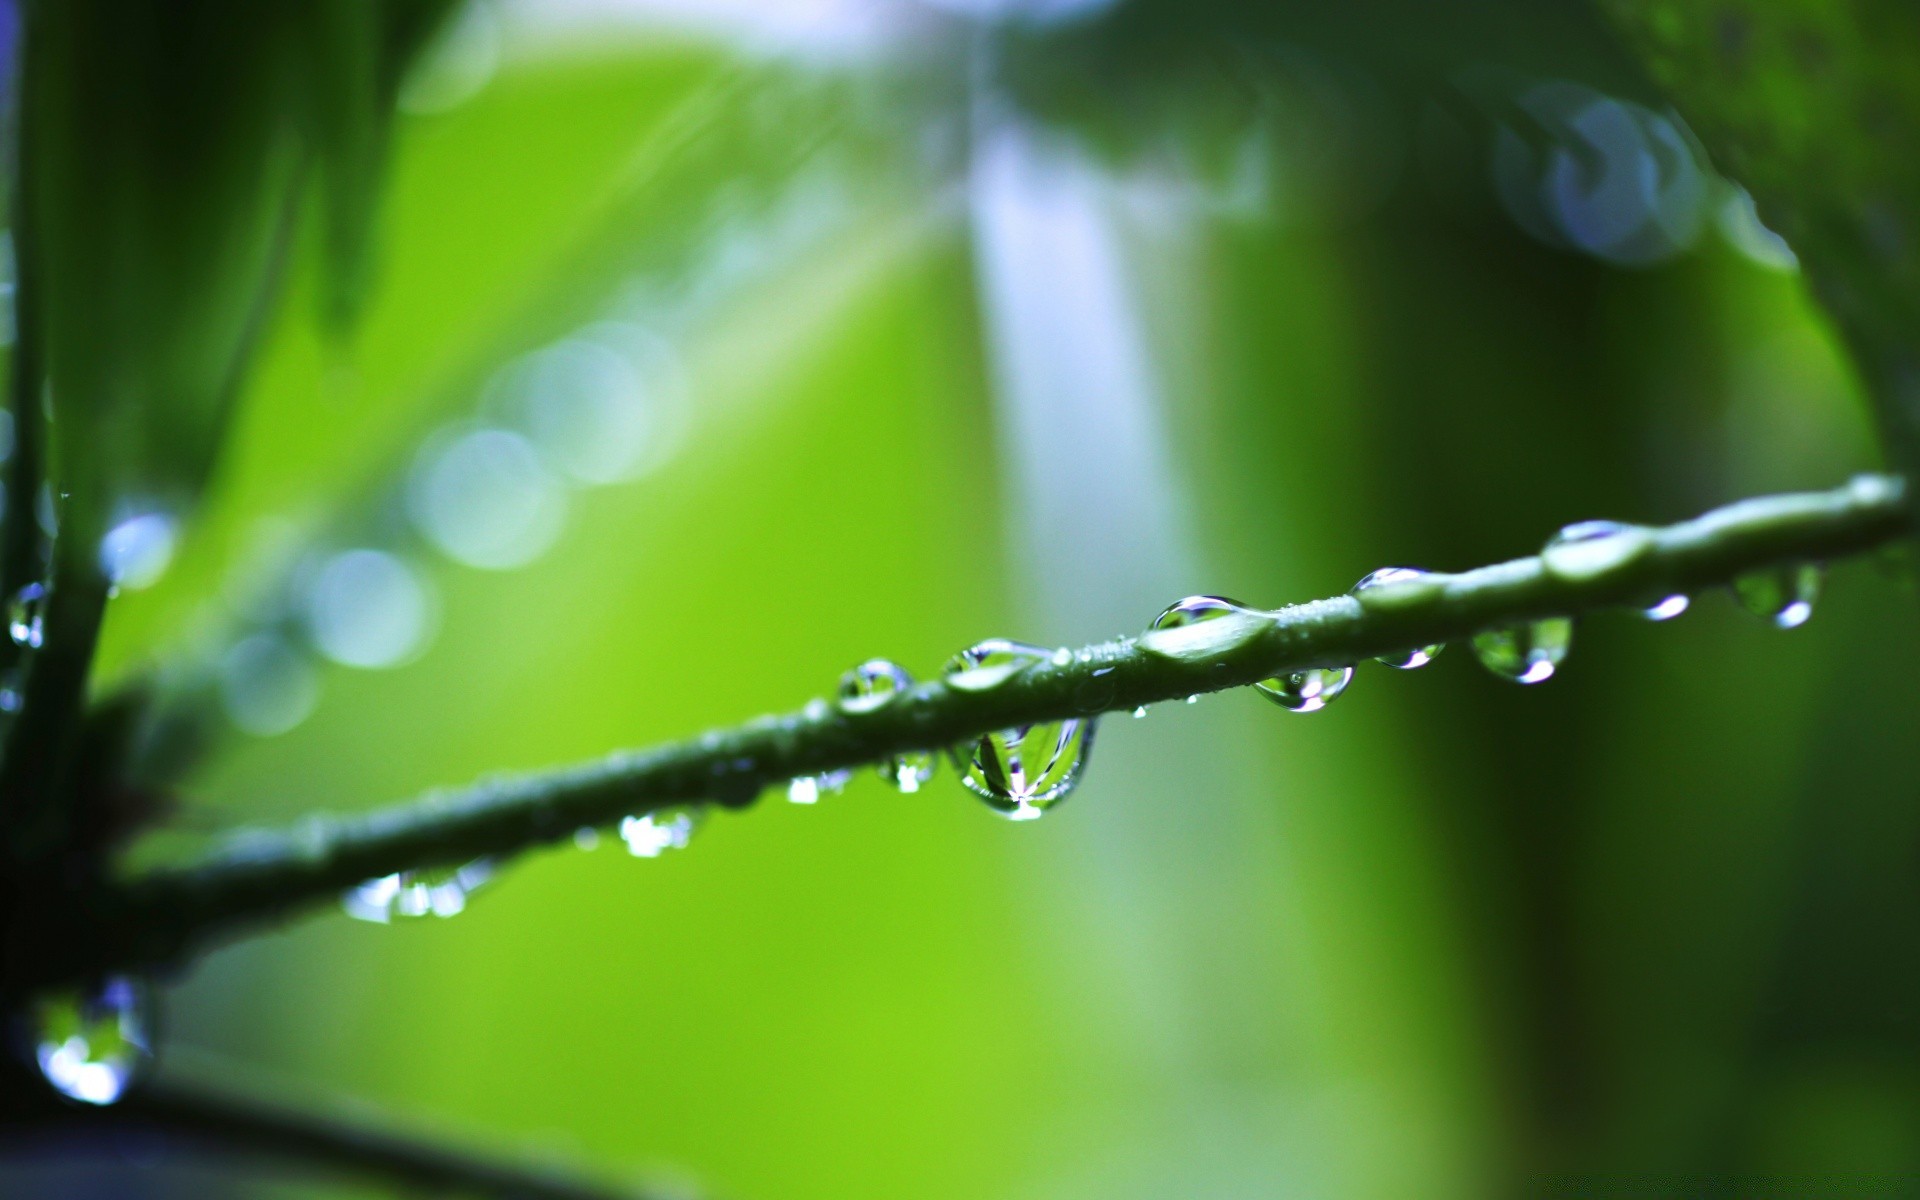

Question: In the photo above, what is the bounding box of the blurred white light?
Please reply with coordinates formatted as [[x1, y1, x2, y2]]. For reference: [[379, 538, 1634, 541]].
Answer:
[[304, 550, 435, 669], [409, 427, 567, 569], [219, 633, 322, 736], [516, 337, 659, 484], [99, 510, 179, 591], [400, 0, 502, 115]]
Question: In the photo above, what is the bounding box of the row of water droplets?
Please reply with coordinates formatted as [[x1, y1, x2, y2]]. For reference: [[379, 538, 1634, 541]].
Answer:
[[328, 514, 1831, 933]]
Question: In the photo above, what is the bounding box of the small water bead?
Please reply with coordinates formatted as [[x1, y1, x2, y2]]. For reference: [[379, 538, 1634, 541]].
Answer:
[[1350, 568, 1445, 668], [98, 510, 179, 591], [787, 771, 850, 804], [620, 807, 702, 856], [944, 640, 1094, 820], [1642, 593, 1690, 621], [1256, 666, 1354, 712], [8, 582, 47, 648], [1471, 618, 1573, 683], [31, 977, 153, 1106], [342, 859, 494, 923], [1540, 520, 1654, 583], [1151, 595, 1353, 713], [1734, 563, 1822, 629], [838, 658, 935, 793], [1132, 706, 1148, 718]]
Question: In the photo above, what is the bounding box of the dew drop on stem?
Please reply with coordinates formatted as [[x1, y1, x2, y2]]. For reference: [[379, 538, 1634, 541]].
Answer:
[[30, 976, 153, 1106], [342, 860, 495, 922], [619, 807, 702, 856], [1351, 568, 1446, 668], [1471, 618, 1573, 683], [838, 658, 934, 793], [944, 639, 1094, 820], [8, 582, 46, 648], [1734, 563, 1822, 629]]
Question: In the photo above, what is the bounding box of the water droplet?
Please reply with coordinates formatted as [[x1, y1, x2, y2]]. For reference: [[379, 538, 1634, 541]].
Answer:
[[98, 510, 178, 591], [1734, 563, 1822, 629], [1471, 618, 1573, 683], [1154, 597, 1352, 712], [620, 807, 703, 856], [31, 977, 152, 1106], [342, 859, 494, 922], [1132, 706, 1147, 718], [8, 582, 46, 648], [1351, 568, 1445, 668], [1255, 667, 1354, 712], [943, 640, 1095, 820], [838, 659, 934, 792], [786, 772, 850, 804], [1642, 593, 1690, 621], [304, 549, 436, 669], [1143, 596, 1270, 664], [1185, 694, 1200, 704], [1540, 520, 1655, 583]]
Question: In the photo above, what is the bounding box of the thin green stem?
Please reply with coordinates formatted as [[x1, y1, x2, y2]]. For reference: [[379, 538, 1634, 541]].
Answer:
[[18, 474, 1911, 994]]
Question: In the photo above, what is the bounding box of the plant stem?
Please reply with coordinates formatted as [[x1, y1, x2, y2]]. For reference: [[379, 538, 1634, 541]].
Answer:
[[4, 1075, 666, 1200], [16, 474, 1911, 994]]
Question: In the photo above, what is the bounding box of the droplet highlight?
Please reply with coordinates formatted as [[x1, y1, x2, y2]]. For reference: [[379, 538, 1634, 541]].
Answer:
[[944, 640, 1094, 820], [1255, 666, 1354, 712], [1471, 618, 1573, 684], [1734, 563, 1822, 629], [343, 859, 494, 922], [837, 658, 936, 793], [31, 977, 153, 1106], [1350, 568, 1446, 668], [620, 807, 702, 857], [8, 582, 46, 648]]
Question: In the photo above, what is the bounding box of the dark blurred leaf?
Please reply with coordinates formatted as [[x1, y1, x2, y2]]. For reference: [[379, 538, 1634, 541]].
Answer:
[[19, 0, 455, 529]]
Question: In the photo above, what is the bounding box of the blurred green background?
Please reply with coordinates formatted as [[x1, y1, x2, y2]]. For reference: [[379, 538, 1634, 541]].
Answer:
[[10, 0, 1920, 1196]]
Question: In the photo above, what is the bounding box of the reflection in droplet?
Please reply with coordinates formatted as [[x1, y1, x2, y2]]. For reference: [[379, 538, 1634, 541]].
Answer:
[[98, 510, 179, 592], [32, 977, 152, 1106], [8, 582, 46, 648], [342, 860, 494, 923], [304, 550, 434, 669], [1471, 618, 1573, 683], [1257, 666, 1354, 712], [620, 807, 701, 857], [838, 658, 934, 793], [408, 427, 566, 570], [944, 640, 1094, 820], [219, 633, 321, 737], [1735, 563, 1822, 629], [1350, 568, 1445, 668]]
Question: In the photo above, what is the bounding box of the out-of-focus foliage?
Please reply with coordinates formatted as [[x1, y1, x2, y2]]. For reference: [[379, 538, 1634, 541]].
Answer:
[[1603, 0, 1920, 508], [7, 0, 1920, 1197], [20, 0, 452, 530]]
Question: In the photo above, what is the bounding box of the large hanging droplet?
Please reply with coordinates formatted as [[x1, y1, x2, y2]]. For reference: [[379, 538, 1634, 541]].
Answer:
[[1255, 667, 1354, 712], [8, 582, 47, 648], [342, 859, 495, 922], [1350, 568, 1446, 668], [619, 807, 702, 857], [838, 658, 935, 793], [31, 977, 153, 1106], [1471, 618, 1573, 683], [1734, 563, 1822, 629], [944, 640, 1094, 820]]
